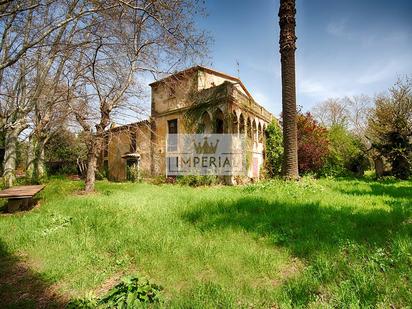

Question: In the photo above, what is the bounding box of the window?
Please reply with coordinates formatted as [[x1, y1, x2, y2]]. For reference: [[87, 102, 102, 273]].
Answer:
[[130, 130, 137, 152], [104, 135, 109, 157], [167, 119, 178, 151], [103, 160, 109, 178], [216, 118, 224, 134], [168, 119, 178, 134]]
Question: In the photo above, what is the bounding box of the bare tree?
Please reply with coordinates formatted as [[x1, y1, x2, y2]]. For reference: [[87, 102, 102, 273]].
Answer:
[[0, 53, 33, 187], [0, 1, 117, 71], [312, 95, 372, 139], [343, 94, 373, 138], [67, 0, 209, 192], [1, 0, 84, 185], [0, 0, 208, 189], [312, 98, 349, 128]]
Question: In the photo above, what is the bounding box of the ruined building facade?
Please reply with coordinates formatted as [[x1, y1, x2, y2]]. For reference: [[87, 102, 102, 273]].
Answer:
[[101, 66, 274, 182]]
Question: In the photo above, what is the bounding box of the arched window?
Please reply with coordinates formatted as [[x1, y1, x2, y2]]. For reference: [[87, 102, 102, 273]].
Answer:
[[232, 112, 238, 134], [252, 119, 257, 143], [239, 114, 245, 134], [247, 118, 252, 139], [199, 111, 212, 133], [214, 109, 224, 134]]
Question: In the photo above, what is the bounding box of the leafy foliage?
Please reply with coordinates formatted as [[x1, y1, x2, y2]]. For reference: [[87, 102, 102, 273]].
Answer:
[[297, 112, 329, 174], [264, 120, 283, 177], [367, 78, 412, 179], [67, 275, 162, 308], [45, 129, 87, 163], [177, 174, 220, 186], [45, 129, 87, 175], [127, 163, 141, 183], [321, 125, 369, 176]]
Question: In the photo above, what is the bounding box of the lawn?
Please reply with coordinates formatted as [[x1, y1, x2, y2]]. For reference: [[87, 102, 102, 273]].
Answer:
[[0, 177, 411, 308]]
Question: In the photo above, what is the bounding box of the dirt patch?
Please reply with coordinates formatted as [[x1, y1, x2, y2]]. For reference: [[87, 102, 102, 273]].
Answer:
[[0, 249, 68, 308], [92, 272, 126, 297], [72, 190, 100, 197], [67, 175, 81, 181], [271, 257, 305, 287]]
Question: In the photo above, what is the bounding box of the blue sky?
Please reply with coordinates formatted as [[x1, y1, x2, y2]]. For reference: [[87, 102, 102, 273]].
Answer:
[[193, 0, 412, 116]]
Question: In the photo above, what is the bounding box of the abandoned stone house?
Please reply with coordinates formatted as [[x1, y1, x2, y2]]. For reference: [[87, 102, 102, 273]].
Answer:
[[100, 66, 275, 182]]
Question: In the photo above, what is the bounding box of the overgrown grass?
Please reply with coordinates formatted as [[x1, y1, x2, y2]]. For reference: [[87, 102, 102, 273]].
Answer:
[[0, 176, 411, 308]]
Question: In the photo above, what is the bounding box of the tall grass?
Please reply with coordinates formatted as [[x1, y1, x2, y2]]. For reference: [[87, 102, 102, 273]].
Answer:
[[0, 176, 411, 308]]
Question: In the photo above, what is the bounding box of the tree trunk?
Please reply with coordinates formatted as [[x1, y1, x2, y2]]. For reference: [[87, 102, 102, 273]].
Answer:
[[279, 0, 299, 180], [33, 138, 47, 182], [84, 148, 97, 192], [26, 135, 35, 180], [374, 156, 384, 178], [84, 135, 103, 193], [26, 135, 47, 184], [3, 128, 19, 188]]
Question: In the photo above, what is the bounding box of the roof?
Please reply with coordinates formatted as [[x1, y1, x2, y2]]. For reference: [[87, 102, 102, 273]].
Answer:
[[107, 119, 150, 133], [149, 65, 254, 100]]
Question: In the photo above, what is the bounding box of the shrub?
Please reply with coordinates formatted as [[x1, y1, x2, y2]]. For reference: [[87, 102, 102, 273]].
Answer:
[[176, 174, 220, 186], [66, 274, 162, 308], [320, 125, 369, 177], [265, 120, 283, 177], [45, 129, 87, 165], [297, 112, 329, 174], [127, 163, 140, 182]]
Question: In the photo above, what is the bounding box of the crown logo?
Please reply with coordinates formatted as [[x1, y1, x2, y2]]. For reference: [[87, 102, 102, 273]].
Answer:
[[194, 137, 219, 154]]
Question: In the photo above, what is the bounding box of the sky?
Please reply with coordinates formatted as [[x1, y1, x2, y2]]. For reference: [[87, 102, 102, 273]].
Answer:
[[186, 0, 412, 116]]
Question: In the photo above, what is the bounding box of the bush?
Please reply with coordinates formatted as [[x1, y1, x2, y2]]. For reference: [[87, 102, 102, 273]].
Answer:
[[127, 163, 140, 182], [297, 112, 329, 174], [67, 274, 162, 308], [265, 120, 283, 177], [320, 125, 369, 177], [177, 174, 220, 186]]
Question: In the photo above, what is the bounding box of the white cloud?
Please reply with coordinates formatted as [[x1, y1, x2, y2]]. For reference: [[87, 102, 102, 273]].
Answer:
[[357, 61, 397, 85], [326, 19, 349, 38], [356, 57, 412, 85]]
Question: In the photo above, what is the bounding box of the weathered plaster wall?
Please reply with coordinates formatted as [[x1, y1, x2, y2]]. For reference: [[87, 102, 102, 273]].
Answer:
[[105, 122, 152, 181], [151, 73, 197, 115], [107, 130, 129, 181]]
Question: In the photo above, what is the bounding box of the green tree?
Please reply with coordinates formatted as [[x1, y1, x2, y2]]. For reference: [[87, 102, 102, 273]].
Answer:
[[322, 125, 369, 176], [44, 129, 87, 175], [265, 121, 283, 177], [367, 78, 412, 179]]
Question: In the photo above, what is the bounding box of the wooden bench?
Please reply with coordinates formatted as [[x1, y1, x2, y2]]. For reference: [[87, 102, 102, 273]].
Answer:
[[0, 185, 45, 213]]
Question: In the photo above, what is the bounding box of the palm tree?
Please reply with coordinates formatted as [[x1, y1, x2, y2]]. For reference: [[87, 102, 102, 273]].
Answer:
[[279, 0, 299, 179]]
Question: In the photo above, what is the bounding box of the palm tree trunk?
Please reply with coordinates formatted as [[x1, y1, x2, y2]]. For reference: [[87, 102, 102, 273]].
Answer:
[[279, 0, 299, 180]]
